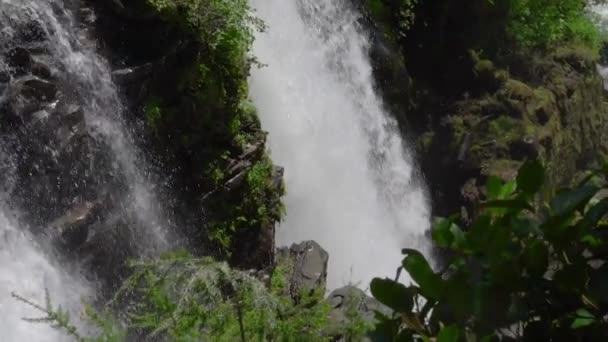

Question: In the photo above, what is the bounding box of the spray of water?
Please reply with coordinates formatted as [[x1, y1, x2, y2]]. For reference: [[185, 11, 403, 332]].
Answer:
[[249, 0, 430, 289], [0, 0, 171, 339]]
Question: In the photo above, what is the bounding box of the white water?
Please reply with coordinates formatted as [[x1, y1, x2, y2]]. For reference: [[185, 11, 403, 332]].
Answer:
[[0, 0, 171, 339], [249, 0, 430, 289], [0, 203, 92, 342]]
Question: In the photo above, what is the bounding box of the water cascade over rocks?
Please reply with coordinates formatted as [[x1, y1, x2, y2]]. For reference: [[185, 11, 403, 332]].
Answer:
[[249, 0, 431, 289], [0, 0, 171, 339]]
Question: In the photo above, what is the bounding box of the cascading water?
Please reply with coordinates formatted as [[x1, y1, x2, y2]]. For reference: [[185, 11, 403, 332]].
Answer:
[[0, 0, 170, 339], [249, 0, 431, 289]]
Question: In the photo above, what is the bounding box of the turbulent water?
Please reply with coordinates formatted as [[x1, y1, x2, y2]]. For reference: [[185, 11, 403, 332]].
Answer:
[[0, 0, 169, 339], [249, 0, 430, 289]]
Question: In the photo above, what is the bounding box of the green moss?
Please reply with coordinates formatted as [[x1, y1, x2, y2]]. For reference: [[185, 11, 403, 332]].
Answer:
[[143, 96, 162, 129], [448, 115, 468, 148], [551, 43, 600, 72], [501, 79, 534, 102]]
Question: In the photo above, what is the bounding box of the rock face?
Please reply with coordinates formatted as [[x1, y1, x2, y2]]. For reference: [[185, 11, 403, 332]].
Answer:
[[0, 0, 148, 291], [0, 9, 118, 228], [417, 47, 608, 219], [276, 240, 329, 298]]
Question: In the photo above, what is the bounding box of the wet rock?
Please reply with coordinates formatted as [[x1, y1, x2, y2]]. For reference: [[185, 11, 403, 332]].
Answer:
[[271, 166, 284, 189], [224, 168, 249, 191], [49, 199, 103, 247], [326, 286, 389, 340], [5, 48, 31, 75], [509, 136, 540, 160], [276, 240, 329, 298], [18, 20, 47, 43], [3, 77, 58, 124], [20, 78, 57, 100], [112, 63, 153, 86], [31, 58, 53, 79]]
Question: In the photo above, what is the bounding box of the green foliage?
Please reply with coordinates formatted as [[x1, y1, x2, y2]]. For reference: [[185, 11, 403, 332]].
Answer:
[[17, 252, 336, 341], [506, 0, 601, 48], [365, 0, 418, 40], [12, 290, 125, 342], [207, 154, 284, 253], [143, 96, 162, 130], [371, 161, 608, 341]]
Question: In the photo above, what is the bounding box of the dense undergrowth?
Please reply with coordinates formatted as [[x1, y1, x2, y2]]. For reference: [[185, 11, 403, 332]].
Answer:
[[370, 161, 608, 341], [15, 250, 374, 341]]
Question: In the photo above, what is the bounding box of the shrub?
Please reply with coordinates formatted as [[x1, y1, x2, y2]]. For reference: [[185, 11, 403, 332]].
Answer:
[[17, 251, 333, 341], [506, 0, 601, 49], [371, 161, 608, 341]]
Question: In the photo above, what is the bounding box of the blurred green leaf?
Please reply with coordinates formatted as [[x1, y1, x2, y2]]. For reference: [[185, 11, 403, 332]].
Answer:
[[486, 176, 503, 199], [499, 180, 517, 199], [583, 198, 608, 228], [571, 309, 595, 329], [402, 249, 443, 299], [551, 184, 600, 217], [517, 160, 544, 195], [589, 266, 608, 305], [523, 240, 548, 276], [437, 325, 460, 342], [432, 217, 455, 248], [480, 198, 533, 212], [370, 278, 414, 312]]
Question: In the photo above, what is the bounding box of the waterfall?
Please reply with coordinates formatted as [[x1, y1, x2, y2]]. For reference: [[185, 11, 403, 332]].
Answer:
[[0, 0, 170, 339], [249, 0, 431, 289], [0, 201, 91, 342]]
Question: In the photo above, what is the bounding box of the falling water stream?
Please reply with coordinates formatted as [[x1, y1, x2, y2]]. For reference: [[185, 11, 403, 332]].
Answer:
[[249, 0, 431, 290], [0, 0, 169, 340]]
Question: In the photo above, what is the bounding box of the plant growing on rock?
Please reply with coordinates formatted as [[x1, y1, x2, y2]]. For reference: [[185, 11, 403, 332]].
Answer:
[[17, 251, 334, 341], [371, 161, 608, 341]]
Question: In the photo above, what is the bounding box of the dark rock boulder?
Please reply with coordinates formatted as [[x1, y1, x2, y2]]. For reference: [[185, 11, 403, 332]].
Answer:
[[276, 240, 329, 299], [0, 6, 139, 293]]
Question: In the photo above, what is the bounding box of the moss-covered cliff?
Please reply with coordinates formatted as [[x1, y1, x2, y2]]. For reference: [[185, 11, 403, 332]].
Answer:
[[88, 0, 284, 269], [358, 0, 608, 220]]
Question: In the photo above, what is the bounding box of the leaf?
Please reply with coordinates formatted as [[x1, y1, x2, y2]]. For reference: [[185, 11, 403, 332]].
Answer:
[[550, 184, 600, 217], [571, 309, 595, 329], [517, 160, 544, 195], [583, 198, 608, 228], [432, 218, 454, 247], [370, 278, 414, 312], [401, 249, 443, 299], [589, 266, 608, 305], [509, 216, 541, 236], [437, 325, 460, 342], [499, 180, 517, 198], [367, 315, 401, 342], [523, 240, 548, 276], [480, 199, 533, 211], [486, 176, 503, 199]]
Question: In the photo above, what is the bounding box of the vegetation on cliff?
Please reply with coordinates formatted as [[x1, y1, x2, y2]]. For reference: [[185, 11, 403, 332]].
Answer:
[[117, 0, 285, 264], [361, 0, 608, 221]]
